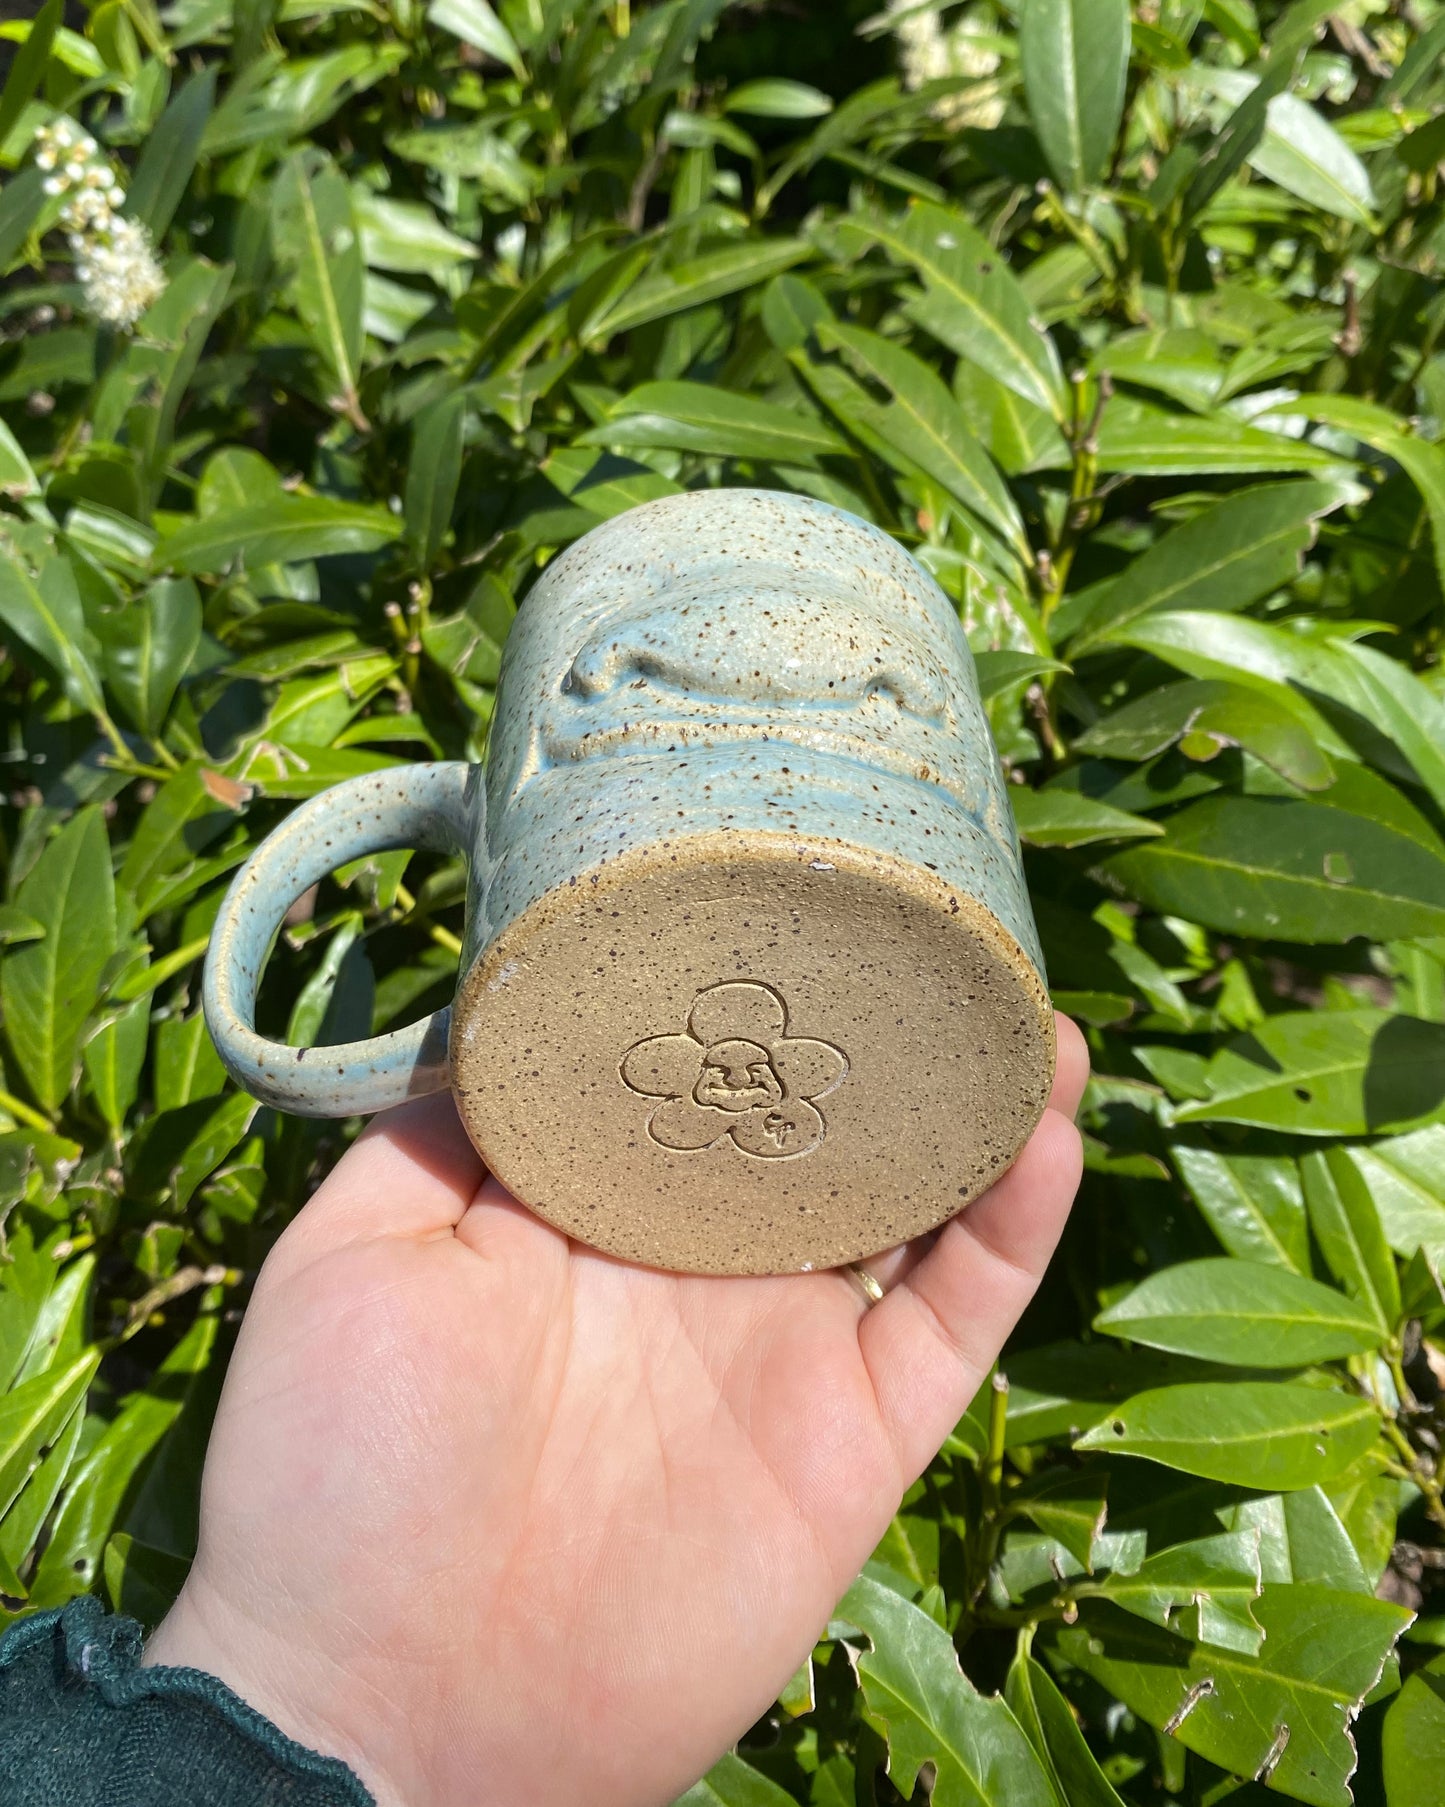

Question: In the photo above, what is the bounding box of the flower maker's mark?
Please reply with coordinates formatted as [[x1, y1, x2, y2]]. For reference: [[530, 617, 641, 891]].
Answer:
[[620, 982, 847, 1160]]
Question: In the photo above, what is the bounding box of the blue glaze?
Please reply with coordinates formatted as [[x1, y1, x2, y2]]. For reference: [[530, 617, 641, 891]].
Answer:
[[477, 489, 1043, 974], [202, 762, 481, 1114]]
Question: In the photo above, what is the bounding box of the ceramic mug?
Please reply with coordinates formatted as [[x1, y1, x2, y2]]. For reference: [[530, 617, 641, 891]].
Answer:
[[203, 488, 1054, 1275]]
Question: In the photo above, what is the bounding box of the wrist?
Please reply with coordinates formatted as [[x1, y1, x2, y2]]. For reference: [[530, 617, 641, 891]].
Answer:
[[143, 1582, 406, 1807]]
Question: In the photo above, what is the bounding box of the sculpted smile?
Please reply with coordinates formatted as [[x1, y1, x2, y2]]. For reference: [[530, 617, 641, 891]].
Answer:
[[539, 701, 959, 792]]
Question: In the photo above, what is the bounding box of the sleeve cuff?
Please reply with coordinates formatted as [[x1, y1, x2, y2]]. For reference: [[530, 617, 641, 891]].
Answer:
[[0, 1595, 374, 1806]]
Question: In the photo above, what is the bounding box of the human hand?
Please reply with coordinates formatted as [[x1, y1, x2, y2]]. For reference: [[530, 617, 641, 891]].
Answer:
[[144, 1014, 1088, 1807]]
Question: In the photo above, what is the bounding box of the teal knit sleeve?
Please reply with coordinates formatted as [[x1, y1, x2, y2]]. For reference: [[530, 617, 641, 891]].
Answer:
[[0, 1595, 374, 1806]]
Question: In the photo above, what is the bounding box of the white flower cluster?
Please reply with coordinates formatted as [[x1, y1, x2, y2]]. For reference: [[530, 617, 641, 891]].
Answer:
[[886, 0, 1004, 130], [34, 117, 166, 329]]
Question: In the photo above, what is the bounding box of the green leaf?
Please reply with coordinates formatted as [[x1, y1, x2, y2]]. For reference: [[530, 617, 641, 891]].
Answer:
[[1091, 327, 1225, 413], [0, 0, 62, 153], [0, 1224, 55, 1391], [1019, 0, 1129, 194], [1096, 396, 1351, 477], [426, 0, 525, 77], [13, 1249, 91, 1387], [354, 189, 476, 274], [1095, 1257, 1383, 1365], [1109, 612, 1445, 804], [0, 1353, 98, 1521], [1098, 794, 1445, 944], [28, 1318, 215, 1608], [1067, 480, 1343, 653], [674, 1752, 801, 1806], [0, 1403, 84, 1595], [129, 1093, 257, 1212], [124, 66, 216, 239], [584, 380, 846, 465], [1015, 1469, 1109, 1571], [974, 651, 1069, 701], [1084, 1530, 1264, 1655], [1053, 1586, 1412, 1807], [103, 1533, 192, 1629], [1181, 35, 1303, 220], [388, 121, 537, 197], [0, 547, 106, 718], [1006, 1650, 1127, 1807], [118, 762, 246, 919], [82, 996, 150, 1132], [1363, 432, 1445, 599], [1075, 681, 1333, 791], [1012, 789, 1164, 849], [759, 271, 830, 355], [0, 906, 43, 949], [1337, 1128, 1445, 1263], [0, 419, 38, 499], [405, 389, 467, 567], [153, 1010, 227, 1113], [285, 916, 367, 1048], [836, 1572, 1059, 1807], [1074, 1383, 1380, 1488], [1000, 1342, 1244, 1447], [853, 203, 1068, 422], [272, 148, 365, 418], [96, 577, 202, 738], [1170, 1009, 1445, 1136], [1301, 1148, 1402, 1334], [724, 80, 832, 119], [1170, 1146, 1310, 1273], [2, 809, 117, 1113], [544, 447, 683, 518], [809, 320, 1028, 558], [158, 495, 403, 575], [953, 360, 1070, 476], [1383, 1653, 1445, 1807], [589, 240, 812, 340], [1200, 69, 1377, 226], [1233, 1486, 1376, 1593], [0, 166, 47, 272], [1331, 640, 1445, 821]]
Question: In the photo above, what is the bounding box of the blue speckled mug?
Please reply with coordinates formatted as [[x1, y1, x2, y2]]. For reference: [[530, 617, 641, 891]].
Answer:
[[204, 489, 1053, 1275]]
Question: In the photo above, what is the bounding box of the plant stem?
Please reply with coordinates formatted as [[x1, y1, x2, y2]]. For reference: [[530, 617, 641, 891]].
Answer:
[[110, 1264, 235, 1347], [982, 1371, 1008, 1518], [1381, 1414, 1445, 1532], [393, 883, 464, 958], [957, 1373, 1012, 1641], [0, 1089, 52, 1133]]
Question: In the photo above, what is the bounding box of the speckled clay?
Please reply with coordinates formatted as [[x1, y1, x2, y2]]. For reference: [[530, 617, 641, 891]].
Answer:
[[204, 489, 1055, 1276]]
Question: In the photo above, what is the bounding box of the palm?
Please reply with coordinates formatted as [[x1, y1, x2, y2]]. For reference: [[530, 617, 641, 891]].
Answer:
[[148, 1018, 1086, 1807]]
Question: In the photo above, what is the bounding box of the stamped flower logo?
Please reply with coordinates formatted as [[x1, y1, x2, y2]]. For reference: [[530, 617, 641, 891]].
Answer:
[[621, 982, 847, 1160]]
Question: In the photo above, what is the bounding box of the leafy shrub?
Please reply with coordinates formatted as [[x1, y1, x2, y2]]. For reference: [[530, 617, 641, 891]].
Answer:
[[1, 0, 1445, 1800]]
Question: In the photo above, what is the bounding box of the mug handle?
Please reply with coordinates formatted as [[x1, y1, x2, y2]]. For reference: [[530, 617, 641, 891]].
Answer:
[[202, 762, 479, 1117]]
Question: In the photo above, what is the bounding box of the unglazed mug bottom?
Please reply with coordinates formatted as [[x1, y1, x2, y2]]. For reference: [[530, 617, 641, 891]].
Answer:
[[450, 829, 1054, 1274]]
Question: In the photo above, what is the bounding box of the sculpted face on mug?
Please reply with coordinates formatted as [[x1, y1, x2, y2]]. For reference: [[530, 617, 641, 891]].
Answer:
[[491, 564, 999, 830]]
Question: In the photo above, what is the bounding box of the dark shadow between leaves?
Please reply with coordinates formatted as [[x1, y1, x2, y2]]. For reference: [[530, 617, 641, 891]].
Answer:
[[1364, 1014, 1445, 1132]]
